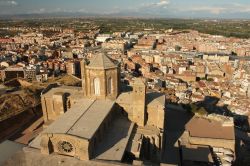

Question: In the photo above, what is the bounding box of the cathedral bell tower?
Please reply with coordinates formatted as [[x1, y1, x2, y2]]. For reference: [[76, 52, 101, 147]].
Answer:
[[132, 78, 146, 127]]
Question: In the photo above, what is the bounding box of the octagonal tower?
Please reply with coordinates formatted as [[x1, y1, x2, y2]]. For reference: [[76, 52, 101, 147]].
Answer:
[[81, 53, 119, 100]]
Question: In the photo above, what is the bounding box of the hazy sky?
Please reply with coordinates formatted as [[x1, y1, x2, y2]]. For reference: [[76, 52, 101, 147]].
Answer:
[[0, 0, 250, 18]]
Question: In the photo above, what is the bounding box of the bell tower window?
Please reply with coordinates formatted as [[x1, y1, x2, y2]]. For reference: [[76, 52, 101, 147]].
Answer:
[[107, 77, 113, 94], [94, 78, 100, 96]]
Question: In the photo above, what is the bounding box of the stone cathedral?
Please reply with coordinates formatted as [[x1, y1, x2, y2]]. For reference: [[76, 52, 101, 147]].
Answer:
[[29, 52, 166, 163]]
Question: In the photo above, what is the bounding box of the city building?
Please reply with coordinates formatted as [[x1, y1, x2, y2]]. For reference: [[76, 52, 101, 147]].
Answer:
[[180, 114, 235, 165]]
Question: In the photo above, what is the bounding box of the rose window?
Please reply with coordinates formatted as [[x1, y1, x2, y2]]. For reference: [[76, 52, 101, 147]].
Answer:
[[58, 141, 73, 153]]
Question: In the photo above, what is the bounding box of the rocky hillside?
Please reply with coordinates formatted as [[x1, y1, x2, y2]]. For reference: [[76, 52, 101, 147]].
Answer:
[[0, 91, 40, 121]]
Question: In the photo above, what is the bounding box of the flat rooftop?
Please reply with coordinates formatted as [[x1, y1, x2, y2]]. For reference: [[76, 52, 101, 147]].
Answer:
[[42, 86, 82, 98], [94, 115, 134, 162], [146, 92, 165, 108], [186, 116, 235, 140], [5, 148, 127, 166], [116, 91, 165, 108], [116, 91, 132, 104], [0, 140, 25, 166]]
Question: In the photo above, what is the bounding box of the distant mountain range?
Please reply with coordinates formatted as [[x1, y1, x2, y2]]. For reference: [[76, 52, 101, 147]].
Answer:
[[0, 11, 249, 20], [0, 12, 162, 19]]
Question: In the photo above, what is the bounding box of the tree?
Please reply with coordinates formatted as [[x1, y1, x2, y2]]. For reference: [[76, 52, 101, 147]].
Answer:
[[207, 78, 214, 82], [175, 45, 182, 51]]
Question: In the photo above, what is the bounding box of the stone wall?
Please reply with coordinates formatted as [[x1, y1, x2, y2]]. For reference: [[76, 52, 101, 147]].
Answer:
[[189, 136, 235, 152], [40, 134, 91, 160], [147, 105, 165, 130], [132, 79, 146, 127], [41, 93, 66, 123]]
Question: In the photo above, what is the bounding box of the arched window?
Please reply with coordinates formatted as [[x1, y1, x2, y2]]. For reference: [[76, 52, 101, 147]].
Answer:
[[94, 78, 100, 96], [107, 77, 113, 94]]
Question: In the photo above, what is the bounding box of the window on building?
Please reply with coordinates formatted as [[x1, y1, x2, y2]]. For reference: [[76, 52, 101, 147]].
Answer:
[[107, 77, 113, 94], [94, 78, 100, 96]]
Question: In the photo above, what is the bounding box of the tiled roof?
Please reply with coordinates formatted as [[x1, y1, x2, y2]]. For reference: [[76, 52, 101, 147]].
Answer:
[[88, 53, 117, 69], [186, 116, 235, 140]]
